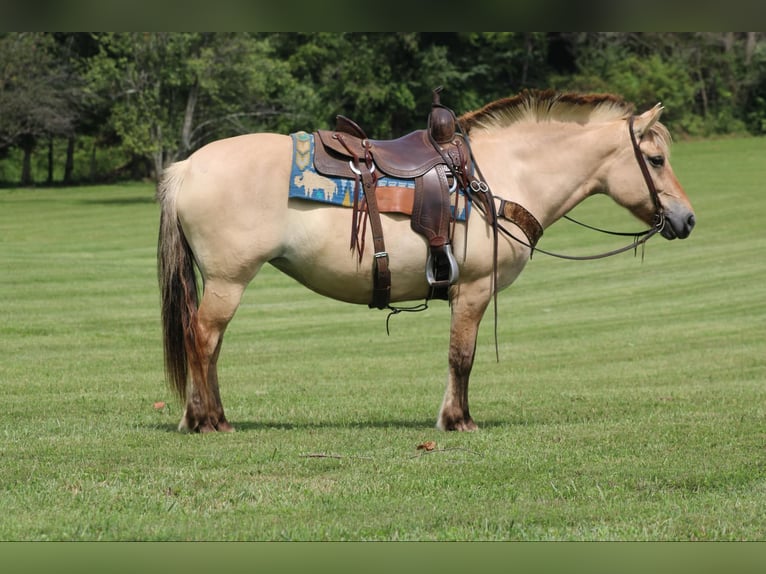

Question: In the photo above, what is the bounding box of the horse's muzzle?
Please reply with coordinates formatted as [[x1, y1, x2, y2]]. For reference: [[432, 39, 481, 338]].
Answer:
[[661, 211, 696, 240]]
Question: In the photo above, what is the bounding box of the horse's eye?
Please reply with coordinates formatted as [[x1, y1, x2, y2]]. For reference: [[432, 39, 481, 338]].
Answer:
[[648, 155, 665, 167]]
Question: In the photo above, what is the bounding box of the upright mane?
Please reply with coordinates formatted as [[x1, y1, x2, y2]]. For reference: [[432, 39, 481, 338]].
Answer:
[[459, 90, 635, 133], [458, 89, 672, 153]]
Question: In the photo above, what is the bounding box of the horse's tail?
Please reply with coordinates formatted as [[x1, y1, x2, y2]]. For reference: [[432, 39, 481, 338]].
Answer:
[[156, 160, 201, 403]]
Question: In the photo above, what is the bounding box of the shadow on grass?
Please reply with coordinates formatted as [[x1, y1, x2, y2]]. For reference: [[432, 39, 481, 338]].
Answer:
[[149, 418, 512, 433], [79, 196, 156, 206]]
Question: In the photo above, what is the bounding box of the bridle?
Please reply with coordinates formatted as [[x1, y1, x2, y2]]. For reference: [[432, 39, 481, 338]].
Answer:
[[461, 114, 667, 261]]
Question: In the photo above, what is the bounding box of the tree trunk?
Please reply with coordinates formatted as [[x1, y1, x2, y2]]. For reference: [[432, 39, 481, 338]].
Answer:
[[151, 123, 163, 180], [152, 149, 163, 181], [521, 34, 532, 86], [89, 141, 97, 182], [745, 32, 757, 66], [695, 48, 709, 118], [181, 81, 199, 156], [64, 136, 75, 184], [20, 137, 34, 186], [46, 138, 54, 185]]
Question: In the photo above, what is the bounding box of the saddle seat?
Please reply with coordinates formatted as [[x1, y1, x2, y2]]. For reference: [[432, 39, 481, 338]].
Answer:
[[315, 124, 453, 180]]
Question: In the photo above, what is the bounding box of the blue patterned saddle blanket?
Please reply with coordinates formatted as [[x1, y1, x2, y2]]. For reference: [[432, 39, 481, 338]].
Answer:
[[289, 131, 469, 221]]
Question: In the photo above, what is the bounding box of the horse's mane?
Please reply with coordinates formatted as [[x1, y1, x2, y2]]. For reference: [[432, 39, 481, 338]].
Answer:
[[459, 89, 671, 151], [459, 90, 636, 132]]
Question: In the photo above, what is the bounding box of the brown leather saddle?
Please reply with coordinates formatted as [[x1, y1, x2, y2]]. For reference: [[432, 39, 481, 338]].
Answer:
[[312, 89, 467, 309]]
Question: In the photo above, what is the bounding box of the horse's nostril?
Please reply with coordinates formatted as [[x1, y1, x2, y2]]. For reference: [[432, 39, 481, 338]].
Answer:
[[687, 214, 696, 229]]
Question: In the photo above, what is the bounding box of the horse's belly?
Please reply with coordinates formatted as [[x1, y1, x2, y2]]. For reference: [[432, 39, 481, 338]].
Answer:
[[272, 207, 433, 305]]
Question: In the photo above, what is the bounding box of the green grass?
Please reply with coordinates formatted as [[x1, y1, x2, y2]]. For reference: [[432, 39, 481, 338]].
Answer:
[[0, 137, 764, 541]]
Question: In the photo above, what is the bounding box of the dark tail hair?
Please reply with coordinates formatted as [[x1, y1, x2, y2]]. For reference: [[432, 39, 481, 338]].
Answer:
[[156, 162, 202, 403]]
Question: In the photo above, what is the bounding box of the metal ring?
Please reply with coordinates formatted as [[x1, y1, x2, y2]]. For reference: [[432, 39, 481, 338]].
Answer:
[[348, 160, 376, 176], [448, 176, 457, 193], [470, 179, 488, 193]]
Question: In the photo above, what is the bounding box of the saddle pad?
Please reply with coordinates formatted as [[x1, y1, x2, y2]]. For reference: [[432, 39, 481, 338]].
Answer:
[[289, 131, 469, 221]]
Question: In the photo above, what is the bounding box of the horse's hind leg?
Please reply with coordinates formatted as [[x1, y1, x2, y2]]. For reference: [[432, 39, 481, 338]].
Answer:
[[180, 278, 246, 433]]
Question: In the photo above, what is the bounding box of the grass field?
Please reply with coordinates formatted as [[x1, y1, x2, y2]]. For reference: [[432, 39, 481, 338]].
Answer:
[[0, 136, 764, 541]]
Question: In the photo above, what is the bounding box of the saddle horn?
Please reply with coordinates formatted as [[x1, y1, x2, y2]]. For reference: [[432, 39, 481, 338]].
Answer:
[[428, 87, 456, 145]]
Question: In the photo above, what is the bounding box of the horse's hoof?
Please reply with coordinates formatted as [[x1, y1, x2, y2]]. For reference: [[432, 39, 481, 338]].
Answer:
[[178, 413, 235, 433], [453, 420, 478, 432], [438, 416, 478, 432], [197, 419, 235, 433], [216, 420, 236, 433]]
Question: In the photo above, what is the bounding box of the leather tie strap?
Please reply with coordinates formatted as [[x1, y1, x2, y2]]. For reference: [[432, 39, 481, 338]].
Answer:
[[497, 199, 544, 248]]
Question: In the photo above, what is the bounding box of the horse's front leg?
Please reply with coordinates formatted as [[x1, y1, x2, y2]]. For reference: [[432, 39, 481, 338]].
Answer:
[[437, 279, 492, 431]]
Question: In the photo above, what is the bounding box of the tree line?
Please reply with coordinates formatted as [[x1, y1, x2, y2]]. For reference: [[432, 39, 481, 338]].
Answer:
[[1, 32, 763, 186]]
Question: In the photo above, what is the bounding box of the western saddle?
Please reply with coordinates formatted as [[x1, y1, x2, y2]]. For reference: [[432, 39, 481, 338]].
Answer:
[[312, 88, 470, 309]]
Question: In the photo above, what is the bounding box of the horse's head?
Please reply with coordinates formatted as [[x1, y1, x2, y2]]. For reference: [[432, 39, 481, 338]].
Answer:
[[607, 104, 696, 240]]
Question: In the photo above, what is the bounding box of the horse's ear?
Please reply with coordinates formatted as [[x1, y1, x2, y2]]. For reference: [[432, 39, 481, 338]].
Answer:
[[633, 103, 664, 138]]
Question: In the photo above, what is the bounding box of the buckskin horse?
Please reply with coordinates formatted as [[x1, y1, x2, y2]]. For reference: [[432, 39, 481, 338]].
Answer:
[[157, 90, 696, 433]]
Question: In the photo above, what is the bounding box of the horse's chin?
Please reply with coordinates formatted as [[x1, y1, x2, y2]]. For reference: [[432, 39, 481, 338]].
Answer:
[[660, 225, 679, 240]]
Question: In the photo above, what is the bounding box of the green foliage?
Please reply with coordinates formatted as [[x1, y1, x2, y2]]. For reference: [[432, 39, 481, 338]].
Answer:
[[0, 137, 764, 540], [85, 33, 303, 177], [556, 53, 696, 125], [742, 42, 766, 134], [0, 136, 127, 184], [1, 33, 766, 183], [550, 32, 765, 137], [0, 33, 77, 146], [275, 33, 427, 136]]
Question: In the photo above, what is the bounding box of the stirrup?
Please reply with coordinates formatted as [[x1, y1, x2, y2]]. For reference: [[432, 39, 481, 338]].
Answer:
[[425, 244, 459, 287]]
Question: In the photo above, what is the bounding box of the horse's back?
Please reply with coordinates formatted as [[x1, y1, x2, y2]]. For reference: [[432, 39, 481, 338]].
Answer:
[[176, 132, 292, 213], [184, 132, 292, 191]]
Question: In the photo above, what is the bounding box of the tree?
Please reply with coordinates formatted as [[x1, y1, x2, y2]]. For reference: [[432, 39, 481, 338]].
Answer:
[[269, 33, 554, 137], [549, 32, 766, 136], [0, 33, 80, 185], [85, 32, 302, 179], [2, 33, 764, 185]]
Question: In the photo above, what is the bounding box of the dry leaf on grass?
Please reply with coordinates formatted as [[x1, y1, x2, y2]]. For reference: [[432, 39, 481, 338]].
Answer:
[[153, 401, 166, 410], [416, 440, 437, 451]]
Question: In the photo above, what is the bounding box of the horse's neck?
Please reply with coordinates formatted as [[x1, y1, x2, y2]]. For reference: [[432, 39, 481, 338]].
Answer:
[[469, 122, 621, 229]]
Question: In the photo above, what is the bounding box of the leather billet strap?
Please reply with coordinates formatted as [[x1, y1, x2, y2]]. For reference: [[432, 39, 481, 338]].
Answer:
[[334, 133, 391, 310], [361, 166, 391, 310]]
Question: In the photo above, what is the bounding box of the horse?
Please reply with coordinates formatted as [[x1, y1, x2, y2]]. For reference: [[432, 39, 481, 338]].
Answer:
[[157, 90, 696, 433]]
